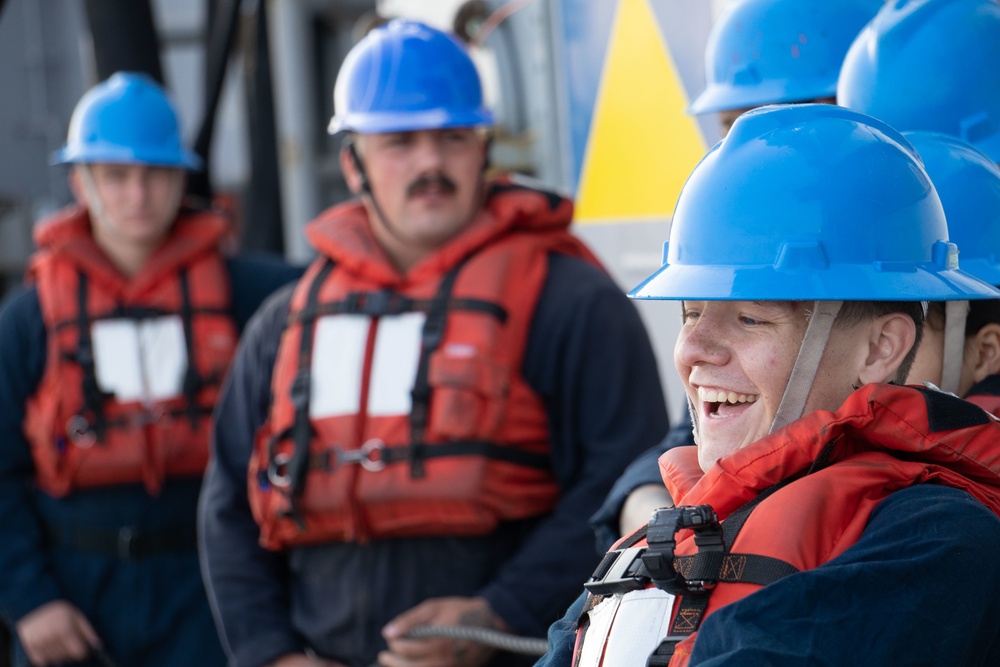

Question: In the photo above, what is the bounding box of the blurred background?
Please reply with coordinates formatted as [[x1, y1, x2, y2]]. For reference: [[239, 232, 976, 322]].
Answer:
[[0, 0, 734, 423]]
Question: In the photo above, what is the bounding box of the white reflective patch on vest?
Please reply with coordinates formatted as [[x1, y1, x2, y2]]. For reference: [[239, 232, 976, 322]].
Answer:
[[368, 312, 425, 416], [577, 589, 677, 667], [310, 314, 370, 418], [92, 316, 187, 403]]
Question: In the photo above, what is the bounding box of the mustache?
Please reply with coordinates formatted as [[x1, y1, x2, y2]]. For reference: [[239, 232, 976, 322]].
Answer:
[[406, 173, 457, 197]]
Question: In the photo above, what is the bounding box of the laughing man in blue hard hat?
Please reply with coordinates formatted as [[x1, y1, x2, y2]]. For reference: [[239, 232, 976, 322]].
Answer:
[[536, 103, 1000, 667]]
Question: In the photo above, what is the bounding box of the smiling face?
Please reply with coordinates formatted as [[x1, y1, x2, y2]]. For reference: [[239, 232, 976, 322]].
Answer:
[[342, 128, 489, 272], [675, 300, 897, 472]]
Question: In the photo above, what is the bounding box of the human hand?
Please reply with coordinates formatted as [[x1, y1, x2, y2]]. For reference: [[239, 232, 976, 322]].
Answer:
[[15, 600, 102, 667], [264, 653, 348, 666], [619, 483, 674, 537], [378, 596, 505, 667]]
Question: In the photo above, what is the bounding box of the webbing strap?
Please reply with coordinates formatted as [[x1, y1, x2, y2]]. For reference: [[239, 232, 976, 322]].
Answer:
[[177, 269, 207, 429], [940, 300, 969, 395], [770, 300, 842, 434], [286, 293, 507, 324], [673, 551, 799, 585], [73, 271, 111, 442], [284, 259, 335, 502], [267, 438, 552, 476], [408, 260, 469, 478]]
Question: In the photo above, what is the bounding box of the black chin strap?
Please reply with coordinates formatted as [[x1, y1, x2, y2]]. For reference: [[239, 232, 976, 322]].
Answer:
[[348, 142, 408, 247]]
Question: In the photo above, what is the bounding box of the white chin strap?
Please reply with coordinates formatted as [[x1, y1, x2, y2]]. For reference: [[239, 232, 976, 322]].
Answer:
[[686, 395, 700, 446], [78, 165, 110, 225], [769, 300, 843, 435], [939, 300, 969, 395]]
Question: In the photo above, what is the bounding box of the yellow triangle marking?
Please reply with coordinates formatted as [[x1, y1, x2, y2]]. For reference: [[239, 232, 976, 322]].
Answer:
[[575, 0, 707, 224]]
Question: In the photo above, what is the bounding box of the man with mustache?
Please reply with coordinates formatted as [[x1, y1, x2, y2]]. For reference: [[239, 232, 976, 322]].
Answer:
[[198, 20, 668, 667]]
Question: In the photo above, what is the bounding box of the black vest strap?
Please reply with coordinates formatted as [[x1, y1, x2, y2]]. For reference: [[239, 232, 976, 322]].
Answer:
[[407, 259, 470, 478], [281, 258, 336, 515], [70, 271, 113, 443], [286, 292, 508, 324], [178, 268, 213, 429]]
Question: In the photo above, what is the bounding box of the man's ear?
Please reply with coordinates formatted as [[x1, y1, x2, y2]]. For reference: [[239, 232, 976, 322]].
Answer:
[[339, 144, 365, 195], [857, 313, 917, 384], [965, 323, 1000, 384]]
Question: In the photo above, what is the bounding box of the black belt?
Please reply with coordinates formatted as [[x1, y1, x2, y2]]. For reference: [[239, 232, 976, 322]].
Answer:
[[44, 523, 198, 561]]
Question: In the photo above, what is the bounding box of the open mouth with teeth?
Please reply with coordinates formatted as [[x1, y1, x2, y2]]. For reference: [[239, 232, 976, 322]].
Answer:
[[698, 387, 759, 418]]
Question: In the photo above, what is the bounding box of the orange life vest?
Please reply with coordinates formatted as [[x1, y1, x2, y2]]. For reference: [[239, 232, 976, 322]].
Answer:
[[576, 384, 1000, 667], [249, 180, 601, 549], [24, 205, 239, 497]]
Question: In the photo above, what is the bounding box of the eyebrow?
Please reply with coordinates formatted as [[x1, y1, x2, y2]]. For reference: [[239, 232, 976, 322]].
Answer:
[[750, 300, 799, 313]]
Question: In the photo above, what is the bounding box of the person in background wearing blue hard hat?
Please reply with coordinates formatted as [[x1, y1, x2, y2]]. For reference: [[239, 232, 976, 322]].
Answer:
[[690, 0, 883, 134], [902, 132, 1000, 408], [198, 19, 668, 667], [838, 0, 1000, 164], [590, 0, 886, 555], [0, 73, 301, 666], [534, 104, 1000, 667]]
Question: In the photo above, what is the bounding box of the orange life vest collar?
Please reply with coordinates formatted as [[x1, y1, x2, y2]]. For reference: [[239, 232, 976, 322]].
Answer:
[[303, 177, 598, 286], [32, 204, 232, 298]]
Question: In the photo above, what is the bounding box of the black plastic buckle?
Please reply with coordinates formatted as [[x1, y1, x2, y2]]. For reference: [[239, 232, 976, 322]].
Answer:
[[642, 505, 722, 594], [584, 546, 650, 595], [360, 290, 392, 315]]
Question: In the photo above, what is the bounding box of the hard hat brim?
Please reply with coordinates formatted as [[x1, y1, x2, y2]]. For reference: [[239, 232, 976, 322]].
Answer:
[[51, 143, 203, 171], [629, 262, 1000, 301], [328, 108, 494, 135]]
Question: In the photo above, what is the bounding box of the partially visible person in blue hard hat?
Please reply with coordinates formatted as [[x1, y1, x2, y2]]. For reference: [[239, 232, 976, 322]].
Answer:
[[838, 0, 1000, 163], [690, 0, 883, 134], [198, 19, 668, 667], [534, 104, 1000, 667], [590, 0, 886, 554], [0, 73, 301, 666], [902, 132, 1000, 408]]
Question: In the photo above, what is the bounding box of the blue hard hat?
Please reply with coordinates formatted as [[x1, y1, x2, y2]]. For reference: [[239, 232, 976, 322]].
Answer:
[[328, 20, 494, 135], [838, 0, 1000, 162], [52, 72, 201, 169], [630, 104, 1000, 302], [689, 0, 883, 115], [905, 131, 1000, 286]]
